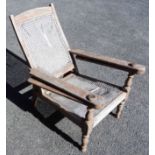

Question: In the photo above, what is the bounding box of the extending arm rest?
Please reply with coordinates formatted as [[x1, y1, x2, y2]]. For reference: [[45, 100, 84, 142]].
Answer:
[[29, 68, 104, 109], [70, 49, 145, 75]]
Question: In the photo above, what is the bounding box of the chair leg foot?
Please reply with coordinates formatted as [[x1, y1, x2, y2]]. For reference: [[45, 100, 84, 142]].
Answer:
[[116, 100, 126, 119], [81, 136, 89, 152], [81, 125, 92, 153]]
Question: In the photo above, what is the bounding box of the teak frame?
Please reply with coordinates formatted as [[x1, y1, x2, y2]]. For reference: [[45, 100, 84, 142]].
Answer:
[[10, 4, 145, 152]]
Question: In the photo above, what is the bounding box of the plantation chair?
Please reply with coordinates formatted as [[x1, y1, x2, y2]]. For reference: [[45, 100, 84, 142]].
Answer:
[[10, 4, 145, 152]]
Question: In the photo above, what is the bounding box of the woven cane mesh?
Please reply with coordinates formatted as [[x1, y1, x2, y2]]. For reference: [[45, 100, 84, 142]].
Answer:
[[19, 14, 72, 75]]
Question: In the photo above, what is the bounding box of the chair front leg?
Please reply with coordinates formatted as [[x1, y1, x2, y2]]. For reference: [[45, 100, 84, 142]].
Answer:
[[116, 72, 135, 119], [81, 107, 94, 152]]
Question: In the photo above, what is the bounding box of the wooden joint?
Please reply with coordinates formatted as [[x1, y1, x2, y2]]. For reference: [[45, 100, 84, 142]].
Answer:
[[86, 94, 96, 101], [123, 72, 135, 93]]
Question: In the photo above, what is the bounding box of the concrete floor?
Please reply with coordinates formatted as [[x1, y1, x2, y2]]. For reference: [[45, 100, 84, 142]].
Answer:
[[6, 0, 149, 155]]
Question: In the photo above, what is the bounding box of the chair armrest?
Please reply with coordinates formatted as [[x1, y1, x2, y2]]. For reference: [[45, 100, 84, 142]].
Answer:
[[29, 68, 104, 109], [28, 77, 85, 103], [70, 49, 145, 75]]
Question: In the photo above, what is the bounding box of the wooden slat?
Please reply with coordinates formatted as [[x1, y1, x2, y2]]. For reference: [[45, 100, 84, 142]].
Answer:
[[14, 7, 52, 25], [70, 49, 145, 75]]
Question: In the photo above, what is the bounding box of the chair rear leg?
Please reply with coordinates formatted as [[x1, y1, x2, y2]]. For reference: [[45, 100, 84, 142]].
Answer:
[[81, 107, 94, 152], [116, 72, 134, 119], [116, 100, 126, 119], [32, 93, 37, 107], [32, 85, 39, 107]]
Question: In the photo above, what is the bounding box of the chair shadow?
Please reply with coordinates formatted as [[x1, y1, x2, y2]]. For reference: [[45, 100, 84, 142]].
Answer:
[[6, 48, 81, 150]]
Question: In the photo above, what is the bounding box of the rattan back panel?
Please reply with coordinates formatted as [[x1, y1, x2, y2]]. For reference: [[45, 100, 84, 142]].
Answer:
[[11, 5, 73, 76]]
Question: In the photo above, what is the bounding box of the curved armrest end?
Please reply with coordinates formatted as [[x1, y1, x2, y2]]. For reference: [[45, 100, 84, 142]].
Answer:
[[128, 63, 145, 75]]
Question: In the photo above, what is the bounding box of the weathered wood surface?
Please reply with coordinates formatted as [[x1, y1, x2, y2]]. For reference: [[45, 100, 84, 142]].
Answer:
[[70, 49, 145, 74], [81, 107, 94, 152], [116, 72, 135, 119], [29, 72, 126, 125], [53, 64, 74, 78], [94, 93, 126, 127], [10, 3, 146, 152], [28, 77, 81, 102], [29, 72, 126, 129], [30, 68, 105, 109], [10, 4, 73, 77], [40, 73, 126, 124]]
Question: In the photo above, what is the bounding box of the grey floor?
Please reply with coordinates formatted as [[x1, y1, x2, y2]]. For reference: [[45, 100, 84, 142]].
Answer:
[[6, 0, 149, 155]]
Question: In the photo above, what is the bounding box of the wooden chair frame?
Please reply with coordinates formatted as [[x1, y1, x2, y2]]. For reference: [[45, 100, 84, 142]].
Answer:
[[10, 4, 145, 152]]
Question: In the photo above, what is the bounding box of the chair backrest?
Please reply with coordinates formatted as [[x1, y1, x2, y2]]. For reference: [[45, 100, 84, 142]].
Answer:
[[10, 4, 74, 77]]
